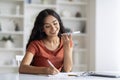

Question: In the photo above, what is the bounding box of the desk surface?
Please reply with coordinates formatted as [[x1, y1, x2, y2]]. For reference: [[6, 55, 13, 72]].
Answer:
[[0, 72, 120, 80]]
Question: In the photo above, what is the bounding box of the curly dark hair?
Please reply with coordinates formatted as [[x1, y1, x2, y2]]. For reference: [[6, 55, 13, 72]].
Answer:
[[26, 9, 65, 48]]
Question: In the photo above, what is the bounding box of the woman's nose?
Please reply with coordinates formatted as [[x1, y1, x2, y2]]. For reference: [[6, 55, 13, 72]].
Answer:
[[51, 25, 56, 30]]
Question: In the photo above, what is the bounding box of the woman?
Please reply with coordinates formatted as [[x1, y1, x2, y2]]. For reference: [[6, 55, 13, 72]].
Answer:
[[19, 9, 73, 75]]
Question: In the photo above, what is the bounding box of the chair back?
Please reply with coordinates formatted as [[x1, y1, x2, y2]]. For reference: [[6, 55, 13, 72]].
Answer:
[[16, 55, 24, 66]]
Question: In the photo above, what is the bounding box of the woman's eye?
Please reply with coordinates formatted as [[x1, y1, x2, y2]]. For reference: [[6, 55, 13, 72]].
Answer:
[[44, 25, 50, 28], [54, 23, 57, 25]]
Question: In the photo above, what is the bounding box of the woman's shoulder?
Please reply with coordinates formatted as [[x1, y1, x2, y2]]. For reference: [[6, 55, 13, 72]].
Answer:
[[30, 40, 43, 45]]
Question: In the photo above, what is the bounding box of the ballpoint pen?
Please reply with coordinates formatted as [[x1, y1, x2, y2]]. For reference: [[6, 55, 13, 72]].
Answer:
[[71, 31, 80, 34], [47, 60, 55, 68], [47, 60, 59, 72], [62, 31, 80, 35]]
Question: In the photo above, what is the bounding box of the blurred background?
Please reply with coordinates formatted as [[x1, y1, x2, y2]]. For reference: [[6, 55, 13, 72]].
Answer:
[[0, 0, 120, 73]]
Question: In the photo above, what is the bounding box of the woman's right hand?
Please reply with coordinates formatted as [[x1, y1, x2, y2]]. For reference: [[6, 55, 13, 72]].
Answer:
[[46, 66, 60, 75]]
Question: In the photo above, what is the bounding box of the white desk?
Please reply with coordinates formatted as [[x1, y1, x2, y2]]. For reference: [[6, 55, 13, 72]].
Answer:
[[0, 72, 120, 80]]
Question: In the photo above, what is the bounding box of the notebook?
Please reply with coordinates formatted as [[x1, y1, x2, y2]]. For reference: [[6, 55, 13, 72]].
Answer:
[[87, 72, 120, 78]]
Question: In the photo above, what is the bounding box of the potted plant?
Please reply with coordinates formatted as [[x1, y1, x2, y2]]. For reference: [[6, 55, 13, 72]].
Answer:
[[1, 35, 14, 48]]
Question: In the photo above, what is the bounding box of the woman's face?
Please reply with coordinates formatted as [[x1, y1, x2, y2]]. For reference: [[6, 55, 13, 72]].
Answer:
[[43, 15, 60, 37]]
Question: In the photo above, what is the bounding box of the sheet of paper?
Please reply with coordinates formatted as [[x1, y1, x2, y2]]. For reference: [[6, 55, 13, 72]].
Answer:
[[48, 72, 78, 78]]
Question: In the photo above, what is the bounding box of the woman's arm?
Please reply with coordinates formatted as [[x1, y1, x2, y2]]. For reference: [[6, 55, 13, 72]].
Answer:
[[19, 51, 59, 74], [61, 34, 73, 72]]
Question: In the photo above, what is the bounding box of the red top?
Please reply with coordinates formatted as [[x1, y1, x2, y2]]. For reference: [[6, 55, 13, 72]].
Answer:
[[27, 39, 65, 71]]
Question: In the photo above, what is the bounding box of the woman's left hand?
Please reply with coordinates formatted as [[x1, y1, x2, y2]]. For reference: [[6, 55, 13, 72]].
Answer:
[[61, 33, 72, 48]]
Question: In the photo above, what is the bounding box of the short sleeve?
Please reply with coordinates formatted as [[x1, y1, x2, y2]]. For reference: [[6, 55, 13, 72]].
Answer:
[[26, 41, 38, 55]]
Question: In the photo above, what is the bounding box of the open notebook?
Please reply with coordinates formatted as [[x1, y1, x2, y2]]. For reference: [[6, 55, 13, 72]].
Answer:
[[84, 72, 120, 78], [48, 72, 120, 78]]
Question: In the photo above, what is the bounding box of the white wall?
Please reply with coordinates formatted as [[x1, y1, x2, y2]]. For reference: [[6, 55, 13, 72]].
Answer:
[[88, 0, 96, 71], [95, 0, 120, 71]]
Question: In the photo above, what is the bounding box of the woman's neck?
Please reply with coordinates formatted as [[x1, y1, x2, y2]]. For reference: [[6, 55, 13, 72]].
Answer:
[[43, 36, 60, 51], [45, 36, 59, 43]]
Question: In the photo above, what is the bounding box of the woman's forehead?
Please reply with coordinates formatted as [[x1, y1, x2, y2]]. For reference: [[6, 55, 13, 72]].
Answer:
[[44, 15, 58, 24]]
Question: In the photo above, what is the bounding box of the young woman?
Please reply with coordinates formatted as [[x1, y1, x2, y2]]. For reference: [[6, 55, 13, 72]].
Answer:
[[19, 9, 73, 75]]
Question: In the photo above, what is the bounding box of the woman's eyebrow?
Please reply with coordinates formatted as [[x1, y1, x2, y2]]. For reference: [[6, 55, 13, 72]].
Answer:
[[52, 20, 57, 23]]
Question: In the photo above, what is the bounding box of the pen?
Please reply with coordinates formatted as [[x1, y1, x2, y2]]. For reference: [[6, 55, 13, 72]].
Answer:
[[68, 74, 78, 76], [47, 60, 59, 72], [63, 31, 80, 35], [47, 60, 55, 68], [71, 31, 80, 34]]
